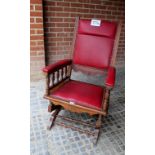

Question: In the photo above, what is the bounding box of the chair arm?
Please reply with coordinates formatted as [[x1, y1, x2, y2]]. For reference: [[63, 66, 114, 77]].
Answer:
[[105, 67, 116, 89], [43, 59, 72, 96], [42, 59, 72, 74]]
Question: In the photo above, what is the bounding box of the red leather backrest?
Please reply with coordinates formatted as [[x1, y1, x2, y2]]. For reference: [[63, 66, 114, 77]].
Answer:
[[73, 19, 117, 69]]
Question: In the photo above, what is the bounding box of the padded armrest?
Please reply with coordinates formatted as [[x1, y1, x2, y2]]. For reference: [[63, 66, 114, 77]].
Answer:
[[105, 67, 116, 89], [42, 59, 72, 74]]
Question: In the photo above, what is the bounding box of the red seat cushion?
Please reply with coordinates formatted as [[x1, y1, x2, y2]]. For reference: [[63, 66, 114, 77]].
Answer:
[[50, 80, 104, 110]]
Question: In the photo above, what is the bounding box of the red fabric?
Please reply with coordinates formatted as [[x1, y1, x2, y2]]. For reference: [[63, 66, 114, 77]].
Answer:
[[105, 67, 116, 88], [42, 59, 72, 74], [51, 80, 104, 110], [73, 34, 114, 69], [73, 19, 117, 69], [78, 19, 117, 38]]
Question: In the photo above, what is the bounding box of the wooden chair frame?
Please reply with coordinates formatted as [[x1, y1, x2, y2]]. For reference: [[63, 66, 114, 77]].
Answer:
[[43, 17, 122, 144]]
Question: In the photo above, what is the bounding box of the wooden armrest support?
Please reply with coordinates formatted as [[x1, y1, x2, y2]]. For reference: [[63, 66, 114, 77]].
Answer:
[[102, 88, 110, 115], [105, 66, 116, 90], [42, 59, 72, 95], [102, 67, 116, 114]]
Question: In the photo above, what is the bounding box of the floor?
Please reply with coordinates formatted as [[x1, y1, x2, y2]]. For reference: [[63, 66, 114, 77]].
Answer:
[[30, 68, 125, 155]]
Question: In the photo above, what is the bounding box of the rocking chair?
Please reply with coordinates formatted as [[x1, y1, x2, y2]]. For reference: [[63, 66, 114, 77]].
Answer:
[[42, 17, 122, 144]]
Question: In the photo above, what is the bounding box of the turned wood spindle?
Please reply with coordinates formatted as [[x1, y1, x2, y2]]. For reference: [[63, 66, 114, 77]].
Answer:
[[57, 71, 59, 83], [61, 68, 63, 80], [52, 72, 55, 86], [62, 67, 64, 79], [45, 74, 49, 96], [68, 65, 72, 77], [65, 66, 67, 78]]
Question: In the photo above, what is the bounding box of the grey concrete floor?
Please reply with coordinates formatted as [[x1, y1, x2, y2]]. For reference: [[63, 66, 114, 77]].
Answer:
[[30, 68, 125, 155]]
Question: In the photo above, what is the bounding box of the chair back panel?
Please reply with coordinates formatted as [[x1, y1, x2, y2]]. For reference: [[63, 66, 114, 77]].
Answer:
[[73, 19, 117, 69]]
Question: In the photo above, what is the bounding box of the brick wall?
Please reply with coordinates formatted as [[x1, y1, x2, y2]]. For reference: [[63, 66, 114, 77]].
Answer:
[[30, 0, 45, 81], [43, 0, 125, 67]]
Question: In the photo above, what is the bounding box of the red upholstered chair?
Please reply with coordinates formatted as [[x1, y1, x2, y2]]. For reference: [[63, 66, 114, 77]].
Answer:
[[42, 17, 122, 143]]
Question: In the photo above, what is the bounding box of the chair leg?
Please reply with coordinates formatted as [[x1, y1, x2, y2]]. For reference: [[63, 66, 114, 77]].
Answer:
[[95, 114, 102, 129], [94, 128, 101, 145], [47, 105, 61, 130], [103, 89, 110, 114], [48, 102, 52, 112], [48, 102, 60, 113], [94, 114, 102, 144]]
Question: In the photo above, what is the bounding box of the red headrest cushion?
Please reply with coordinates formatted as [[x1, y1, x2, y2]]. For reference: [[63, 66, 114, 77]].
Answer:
[[73, 19, 118, 69]]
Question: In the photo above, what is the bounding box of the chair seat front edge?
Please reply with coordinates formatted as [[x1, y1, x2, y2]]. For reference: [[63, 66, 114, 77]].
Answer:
[[44, 95, 107, 116]]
